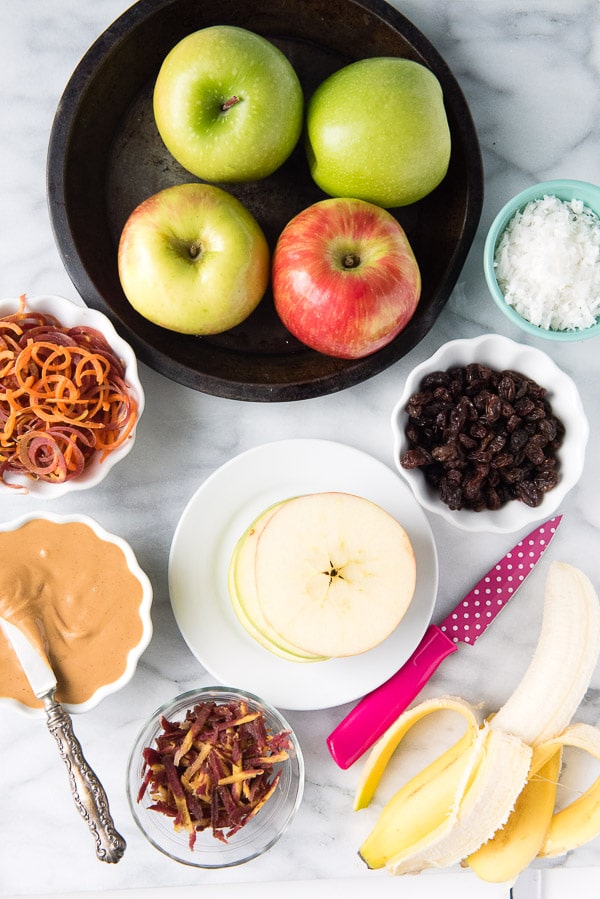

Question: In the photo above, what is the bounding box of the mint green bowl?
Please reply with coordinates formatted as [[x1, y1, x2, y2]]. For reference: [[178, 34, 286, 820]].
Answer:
[[483, 179, 600, 341]]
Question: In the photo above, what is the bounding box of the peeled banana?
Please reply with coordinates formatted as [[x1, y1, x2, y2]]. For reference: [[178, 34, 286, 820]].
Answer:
[[355, 561, 600, 884], [490, 561, 600, 745]]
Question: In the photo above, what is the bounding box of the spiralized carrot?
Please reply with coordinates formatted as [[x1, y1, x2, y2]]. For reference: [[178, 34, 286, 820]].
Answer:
[[0, 295, 138, 488]]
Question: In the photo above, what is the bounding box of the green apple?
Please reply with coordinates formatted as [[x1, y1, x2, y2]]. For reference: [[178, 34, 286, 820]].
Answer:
[[153, 25, 304, 182], [305, 57, 451, 208], [117, 182, 269, 334], [253, 492, 416, 658]]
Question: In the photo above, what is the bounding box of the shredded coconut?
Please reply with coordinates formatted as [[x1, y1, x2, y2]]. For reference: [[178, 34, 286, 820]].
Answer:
[[494, 194, 600, 331]]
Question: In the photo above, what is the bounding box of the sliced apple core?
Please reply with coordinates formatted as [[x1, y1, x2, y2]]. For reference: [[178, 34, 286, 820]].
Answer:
[[228, 502, 325, 662], [254, 492, 416, 658]]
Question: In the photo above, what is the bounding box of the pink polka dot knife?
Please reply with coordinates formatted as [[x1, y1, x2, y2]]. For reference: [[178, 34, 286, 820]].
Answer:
[[326, 515, 562, 769]]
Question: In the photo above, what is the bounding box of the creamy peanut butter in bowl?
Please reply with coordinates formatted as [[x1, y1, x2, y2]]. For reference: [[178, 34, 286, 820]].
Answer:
[[0, 512, 153, 716]]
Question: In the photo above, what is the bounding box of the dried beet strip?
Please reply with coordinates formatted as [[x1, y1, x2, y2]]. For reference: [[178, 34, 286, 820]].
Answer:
[[400, 363, 565, 512], [138, 699, 292, 848]]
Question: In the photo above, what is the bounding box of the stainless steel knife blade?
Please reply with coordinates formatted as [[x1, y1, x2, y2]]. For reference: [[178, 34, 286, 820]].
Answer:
[[0, 618, 56, 698]]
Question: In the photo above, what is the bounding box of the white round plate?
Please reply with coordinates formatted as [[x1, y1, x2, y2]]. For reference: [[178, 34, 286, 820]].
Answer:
[[168, 439, 438, 711]]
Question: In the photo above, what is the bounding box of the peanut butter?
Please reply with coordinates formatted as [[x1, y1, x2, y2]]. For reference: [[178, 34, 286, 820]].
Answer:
[[0, 519, 145, 709]]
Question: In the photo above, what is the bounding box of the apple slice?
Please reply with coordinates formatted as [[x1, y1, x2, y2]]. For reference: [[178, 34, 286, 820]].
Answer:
[[228, 502, 326, 662], [254, 492, 416, 658]]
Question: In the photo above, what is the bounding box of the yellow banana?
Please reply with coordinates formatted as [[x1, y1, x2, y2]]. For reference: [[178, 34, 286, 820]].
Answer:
[[357, 698, 482, 868], [490, 562, 600, 746], [466, 747, 562, 882], [354, 695, 480, 811], [355, 561, 600, 883], [386, 725, 533, 875], [537, 722, 600, 858]]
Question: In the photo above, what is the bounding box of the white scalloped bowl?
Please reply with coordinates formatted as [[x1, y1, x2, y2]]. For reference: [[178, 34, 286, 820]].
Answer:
[[0, 511, 153, 716], [391, 334, 588, 533], [0, 294, 144, 498]]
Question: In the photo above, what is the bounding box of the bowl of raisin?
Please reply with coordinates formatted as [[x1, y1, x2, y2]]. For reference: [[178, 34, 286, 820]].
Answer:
[[391, 333, 588, 532]]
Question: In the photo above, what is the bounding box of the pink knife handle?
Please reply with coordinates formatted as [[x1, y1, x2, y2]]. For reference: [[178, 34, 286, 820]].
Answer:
[[326, 624, 458, 769]]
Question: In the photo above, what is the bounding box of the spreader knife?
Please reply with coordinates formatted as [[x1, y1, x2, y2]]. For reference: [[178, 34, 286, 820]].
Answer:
[[327, 515, 562, 769], [0, 617, 126, 863]]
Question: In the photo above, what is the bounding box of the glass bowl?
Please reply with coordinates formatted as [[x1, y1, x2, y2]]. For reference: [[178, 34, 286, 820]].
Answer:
[[390, 333, 588, 533], [483, 179, 600, 341], [126, 686, 304, 867]]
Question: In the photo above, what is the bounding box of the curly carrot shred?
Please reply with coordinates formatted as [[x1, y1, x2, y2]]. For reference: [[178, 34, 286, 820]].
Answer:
[[0, 294, 138, 488]]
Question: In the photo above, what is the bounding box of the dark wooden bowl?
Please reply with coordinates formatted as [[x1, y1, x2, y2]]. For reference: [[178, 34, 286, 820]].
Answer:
[[47, 0, 483, 401]]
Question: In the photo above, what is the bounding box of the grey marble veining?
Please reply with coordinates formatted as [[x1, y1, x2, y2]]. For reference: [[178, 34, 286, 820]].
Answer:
[[1, 0, 600, 894]]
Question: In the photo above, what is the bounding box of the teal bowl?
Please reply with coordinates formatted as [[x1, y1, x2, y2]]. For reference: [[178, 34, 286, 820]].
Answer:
[[483, 179, 600, 341]]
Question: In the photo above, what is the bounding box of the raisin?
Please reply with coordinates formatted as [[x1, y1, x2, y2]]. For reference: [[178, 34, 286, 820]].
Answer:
[[439, 478, 463, 510], [510, 429, 529, 452], [498, 374, 516, 402], [421, 371, 451, 390], [514, 396, 535, 416], [488, 434, 507, 454], [491, 452, 515, 470], [515, 481, 543, 507], [485, 394, 503, 422], [400, 449, 432, 468], [432, 444, 461, 464]]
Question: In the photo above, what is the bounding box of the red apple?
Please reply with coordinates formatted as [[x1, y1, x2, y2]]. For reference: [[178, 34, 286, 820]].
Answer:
[[271, 197, 421, 359]]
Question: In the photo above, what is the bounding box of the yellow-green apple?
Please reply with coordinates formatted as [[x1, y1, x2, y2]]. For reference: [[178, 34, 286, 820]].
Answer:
[[117, 182, 269, 334], [253, 492, 416, 658], [305, 57, 451, 207], [153, 25, 304, 182], [272, 197, 421, 359]]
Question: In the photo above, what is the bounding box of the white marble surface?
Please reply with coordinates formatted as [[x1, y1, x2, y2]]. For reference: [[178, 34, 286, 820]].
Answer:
[[1, 0, 600, 896]]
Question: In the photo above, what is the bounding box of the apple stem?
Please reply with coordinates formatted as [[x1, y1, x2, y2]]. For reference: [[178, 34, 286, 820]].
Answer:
[[188, 243, 201, 260], [342, 253, 361, 269], [221, 95, 241, 112]]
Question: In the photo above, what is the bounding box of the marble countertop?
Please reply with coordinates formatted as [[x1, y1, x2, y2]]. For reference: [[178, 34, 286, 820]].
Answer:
[[1, 0, 600, 896]]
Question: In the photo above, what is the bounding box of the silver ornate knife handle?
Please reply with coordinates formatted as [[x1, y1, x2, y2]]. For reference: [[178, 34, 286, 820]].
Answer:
[[43, 692, 126, 863]]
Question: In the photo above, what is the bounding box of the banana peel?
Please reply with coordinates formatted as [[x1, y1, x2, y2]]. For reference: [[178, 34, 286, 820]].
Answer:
[[355, 561, 600, 884], [357, 697, 482, 868], [537, 723, 600, 858], [353, 695, 480, 812]]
